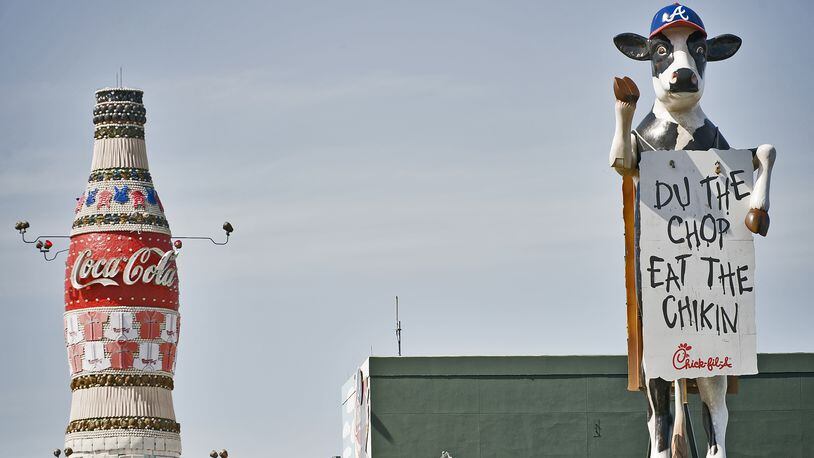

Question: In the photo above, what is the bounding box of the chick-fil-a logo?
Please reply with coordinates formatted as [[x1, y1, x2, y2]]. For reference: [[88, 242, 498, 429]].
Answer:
[[672, 342, 733, 372], [70, 248, 178, 290]]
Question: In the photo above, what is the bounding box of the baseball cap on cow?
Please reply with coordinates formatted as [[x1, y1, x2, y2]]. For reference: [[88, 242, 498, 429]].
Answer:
[[650, 3, 706, 38]]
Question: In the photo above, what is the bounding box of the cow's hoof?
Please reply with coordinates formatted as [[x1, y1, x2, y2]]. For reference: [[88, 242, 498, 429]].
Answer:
[[613, 76, 640, 104], [745, 208, 770, 236]]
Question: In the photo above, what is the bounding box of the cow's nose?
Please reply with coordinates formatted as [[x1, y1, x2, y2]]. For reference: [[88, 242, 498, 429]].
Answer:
[[669, 68, 698, 92]]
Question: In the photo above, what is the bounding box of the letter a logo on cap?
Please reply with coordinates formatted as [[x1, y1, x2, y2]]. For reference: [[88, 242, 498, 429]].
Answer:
[[650, 3, 706, 38], [662, 5, 689, 23]]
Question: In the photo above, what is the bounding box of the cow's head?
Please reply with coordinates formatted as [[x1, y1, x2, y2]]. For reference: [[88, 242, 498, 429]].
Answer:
[[613, 4, 741, 112]]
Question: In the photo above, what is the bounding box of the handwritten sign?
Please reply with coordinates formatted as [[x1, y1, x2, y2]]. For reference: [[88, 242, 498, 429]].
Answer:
[[639, 150, 757, 380]]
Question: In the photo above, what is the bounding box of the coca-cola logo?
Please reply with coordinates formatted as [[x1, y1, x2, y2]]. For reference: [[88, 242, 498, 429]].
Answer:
[[672, 342, 733, 372], [70, 248, 178, 290]]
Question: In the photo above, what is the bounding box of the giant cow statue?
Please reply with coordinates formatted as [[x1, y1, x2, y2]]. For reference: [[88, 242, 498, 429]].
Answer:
[[608, 4, 775, 458]]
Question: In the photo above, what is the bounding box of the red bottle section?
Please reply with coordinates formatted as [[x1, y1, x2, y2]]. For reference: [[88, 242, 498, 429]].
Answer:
[[65, 232, 179, 311]]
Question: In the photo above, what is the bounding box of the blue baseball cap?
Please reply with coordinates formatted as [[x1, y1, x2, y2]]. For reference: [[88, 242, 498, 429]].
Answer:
[[650, 3, 706, 38]]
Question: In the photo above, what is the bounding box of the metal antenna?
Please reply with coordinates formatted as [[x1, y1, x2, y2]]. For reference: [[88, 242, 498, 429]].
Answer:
[[395, 296, 402, 356], [119, 66, 123, 88]]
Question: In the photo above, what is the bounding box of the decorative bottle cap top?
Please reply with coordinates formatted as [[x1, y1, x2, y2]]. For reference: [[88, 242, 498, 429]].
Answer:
[[95, 87, 143, 103], [93, 88, 146, 140]]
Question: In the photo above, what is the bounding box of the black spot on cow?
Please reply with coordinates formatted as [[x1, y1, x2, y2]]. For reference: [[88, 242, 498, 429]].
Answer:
[[648, 33, 674, 77], [635, 112, 730, 154], [703, 401, 718, 449], [648, 377, 673, 452], [688, 31, 707, 77]]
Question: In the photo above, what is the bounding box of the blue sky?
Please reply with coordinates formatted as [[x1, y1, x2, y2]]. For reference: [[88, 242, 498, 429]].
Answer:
[[1, 1, 811, 456]]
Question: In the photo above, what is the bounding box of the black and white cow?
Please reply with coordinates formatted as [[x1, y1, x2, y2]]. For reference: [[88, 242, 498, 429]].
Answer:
[[608, 19, 776, 458]]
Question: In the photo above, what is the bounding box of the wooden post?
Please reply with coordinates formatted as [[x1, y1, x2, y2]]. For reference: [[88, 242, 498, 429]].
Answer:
[[623, 175, 644, 391]]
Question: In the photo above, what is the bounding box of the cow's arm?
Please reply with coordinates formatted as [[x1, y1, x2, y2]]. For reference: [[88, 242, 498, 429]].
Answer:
[[745, 144, 776, 236], [610, 77, 639, 176]]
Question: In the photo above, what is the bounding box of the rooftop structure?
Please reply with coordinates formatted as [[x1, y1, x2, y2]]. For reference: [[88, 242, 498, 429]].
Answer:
[[342, 353, 814, 457]]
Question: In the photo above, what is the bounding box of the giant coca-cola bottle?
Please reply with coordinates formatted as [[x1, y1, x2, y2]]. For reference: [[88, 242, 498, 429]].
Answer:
[[63, 88, 181, 457]]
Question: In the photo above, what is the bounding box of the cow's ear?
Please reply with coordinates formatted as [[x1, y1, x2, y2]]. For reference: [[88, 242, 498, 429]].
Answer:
[[707, 34, 742, 62], [613, 33, 650, 61]]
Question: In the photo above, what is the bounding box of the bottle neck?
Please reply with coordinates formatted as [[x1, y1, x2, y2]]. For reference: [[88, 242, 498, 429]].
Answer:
[[91, 137, 149, 171]]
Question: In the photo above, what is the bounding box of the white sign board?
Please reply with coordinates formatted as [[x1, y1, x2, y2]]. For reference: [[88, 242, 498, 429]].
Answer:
[[639, 150, 757, 380]]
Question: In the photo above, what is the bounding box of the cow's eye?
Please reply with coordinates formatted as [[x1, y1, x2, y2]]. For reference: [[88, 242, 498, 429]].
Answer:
[[656, 46, 668, 56], [696, 46, 705, 55]]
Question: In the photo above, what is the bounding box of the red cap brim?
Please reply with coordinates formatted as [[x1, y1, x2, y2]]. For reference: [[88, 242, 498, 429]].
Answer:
[[650, 20, 706, 38]]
